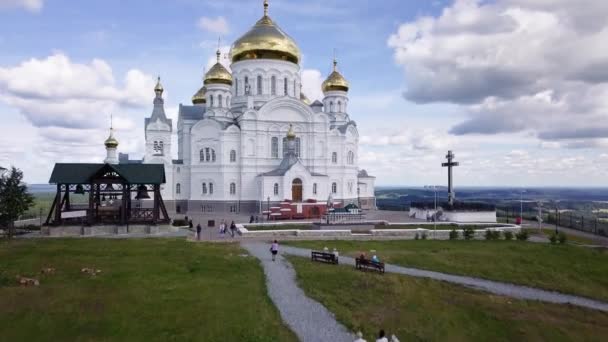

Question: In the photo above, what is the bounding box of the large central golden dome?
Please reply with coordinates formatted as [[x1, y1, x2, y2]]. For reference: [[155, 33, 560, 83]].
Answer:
[[231, 1, 301, 64]]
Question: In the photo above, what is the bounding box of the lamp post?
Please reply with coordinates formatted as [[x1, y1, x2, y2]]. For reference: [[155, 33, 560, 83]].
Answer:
[[433, 185, 437, 238]]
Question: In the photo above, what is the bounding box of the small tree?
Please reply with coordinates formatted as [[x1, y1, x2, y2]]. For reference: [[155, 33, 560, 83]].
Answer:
[[0, 166, 35, 239]]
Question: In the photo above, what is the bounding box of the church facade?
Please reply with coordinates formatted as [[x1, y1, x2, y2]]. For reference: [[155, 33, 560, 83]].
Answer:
[[122, 1, 375, 214]]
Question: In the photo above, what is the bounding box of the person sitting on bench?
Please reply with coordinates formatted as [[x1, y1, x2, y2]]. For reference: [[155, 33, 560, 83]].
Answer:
[[372, 254, 380, 263]]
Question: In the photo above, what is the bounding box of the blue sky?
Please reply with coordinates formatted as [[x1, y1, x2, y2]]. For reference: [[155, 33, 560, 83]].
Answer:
[[1, 0, 608, 187]]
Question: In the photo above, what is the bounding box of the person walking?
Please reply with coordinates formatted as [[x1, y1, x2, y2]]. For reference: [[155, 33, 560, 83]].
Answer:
[[189, 219, 193, 230], [230, 221, 236, 238], [270, 240, 279, 262], [196, 223, 202, 241]]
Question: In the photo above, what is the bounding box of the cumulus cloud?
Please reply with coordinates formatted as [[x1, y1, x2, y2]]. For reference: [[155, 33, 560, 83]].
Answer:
[[301, 69, 324, 102], [388, 0, 608, 146], [197, 16, 230, 35], [0, 0, 43, 12], [0, 53, 155, 129]]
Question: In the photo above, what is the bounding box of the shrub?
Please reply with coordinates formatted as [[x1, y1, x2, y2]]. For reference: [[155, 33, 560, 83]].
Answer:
[[463, 227, 475, 240], [504, 231, 514, 241], [515, 230, 529, 241], [0, 270, 10, 287], [414, 233, 420, 240], [449, 228, 459, 240], [485, 230, 501, 240], [558, 232, 567, 244], [549, 233, 558, 245], [422, 232, 428, 240]]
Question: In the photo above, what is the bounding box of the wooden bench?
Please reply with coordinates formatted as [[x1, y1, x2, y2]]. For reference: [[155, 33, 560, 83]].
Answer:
[[355, 258, 385, 274], [311, 251, 339, 264]]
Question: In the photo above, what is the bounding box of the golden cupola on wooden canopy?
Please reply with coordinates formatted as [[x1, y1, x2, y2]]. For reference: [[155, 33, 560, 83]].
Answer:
[[322, 59, 349, 92], [230, 0, 301, 64], [192, 85, 207, 104]]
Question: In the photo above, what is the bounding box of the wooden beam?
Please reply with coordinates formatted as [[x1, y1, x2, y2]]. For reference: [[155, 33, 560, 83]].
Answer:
[[45, 193, 58, 226], [54, 184, 62, 226], [158, 190, 169, 222], [153, 184, 160, 224]]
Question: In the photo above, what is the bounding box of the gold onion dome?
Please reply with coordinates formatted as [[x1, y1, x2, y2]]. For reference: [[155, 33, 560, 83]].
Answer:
[[154, 77, 164, 93], [286, 124, 296, 140], [322, 59, 349, 92], [192, 86, 207, 104], [104, 132, 119, 149], [204, 50, 233, 86], [230, 0, 301, 64]]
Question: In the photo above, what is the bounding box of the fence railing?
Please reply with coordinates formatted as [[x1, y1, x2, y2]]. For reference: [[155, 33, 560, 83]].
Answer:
[[497, 208, 607, 237]]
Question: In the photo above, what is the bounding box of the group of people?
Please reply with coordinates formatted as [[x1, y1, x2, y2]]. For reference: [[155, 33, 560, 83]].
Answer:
[[185, 216, 238, 241], [218, 220, 238, 238], [358, 252, 381, 263], [355, 330, 399, 342]]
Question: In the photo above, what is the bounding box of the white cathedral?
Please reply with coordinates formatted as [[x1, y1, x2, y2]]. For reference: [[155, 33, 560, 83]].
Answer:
[[106, 1, 375, 214]]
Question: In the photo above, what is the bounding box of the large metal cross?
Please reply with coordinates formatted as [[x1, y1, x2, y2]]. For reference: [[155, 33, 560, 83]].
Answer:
[[442, 150, 459, 206]]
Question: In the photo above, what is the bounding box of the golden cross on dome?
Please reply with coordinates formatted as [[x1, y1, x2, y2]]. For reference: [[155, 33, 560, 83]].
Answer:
[[264, 0, 269, 16]]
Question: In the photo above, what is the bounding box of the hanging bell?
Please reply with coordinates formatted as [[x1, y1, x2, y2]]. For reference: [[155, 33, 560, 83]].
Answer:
[[75, 184, 85, 195], [102, 194, 106, 202], [106, 183, 115, 191], [135, 185, 150, 199]]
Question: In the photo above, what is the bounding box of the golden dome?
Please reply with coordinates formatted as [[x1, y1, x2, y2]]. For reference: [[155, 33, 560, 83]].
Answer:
[[104, 133, 119, 149], [192, 86, 207, 104], [154, 77, 164, 93], [322, 59, 349, 92], [286, 124, 296, 140], [230, 1, 300, 64], [205, 50, 233, 86]]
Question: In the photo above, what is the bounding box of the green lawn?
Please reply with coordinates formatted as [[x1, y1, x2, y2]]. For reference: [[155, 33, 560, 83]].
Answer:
[[285, 240, 608, 301], [288, 256, 608, 341], [0, 239, 296, 342]]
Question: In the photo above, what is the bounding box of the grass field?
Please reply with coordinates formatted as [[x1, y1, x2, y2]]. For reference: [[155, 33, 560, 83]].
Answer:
[[0, 239, 296, 341], [289, 256, 608, 341], [285, 240, 608, 301], [525, 227, 599, 245]]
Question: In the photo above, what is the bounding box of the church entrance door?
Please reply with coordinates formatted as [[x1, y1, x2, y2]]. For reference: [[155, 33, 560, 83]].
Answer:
[[292, 178, 303, 202]]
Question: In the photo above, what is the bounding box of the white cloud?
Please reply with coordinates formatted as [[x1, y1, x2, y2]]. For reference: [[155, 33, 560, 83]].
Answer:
[[388, 0, 608, 147], [197, 16, 230, 35], [301, 69, 324, 102], [0, 53, 155, 129], [0, 0, 43, 12]]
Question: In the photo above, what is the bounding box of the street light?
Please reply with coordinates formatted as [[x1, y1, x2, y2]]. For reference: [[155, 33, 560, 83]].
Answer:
[[433, 185, 438, 238]]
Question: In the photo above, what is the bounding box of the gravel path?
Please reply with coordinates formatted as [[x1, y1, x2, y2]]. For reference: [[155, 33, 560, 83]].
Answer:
[[242, 242, 355, 342], [281, 245, 608, 313]]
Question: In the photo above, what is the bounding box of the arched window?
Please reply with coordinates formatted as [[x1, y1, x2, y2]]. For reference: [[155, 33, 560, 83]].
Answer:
[[295, 137, 301, 158], [218, 94, 223, 108], [313, 183, 317, 195], [274, 183, 279, 196], [332, 152, 338, 164], [271, 76, 276, 95], [245, 76, 250, 95], [332, 182, 337, 194], [284, 77, 288, 95], [230, 182, 236, 195], [176, 183, 181, 195], [200, 149, 205, 162], [329, 101, 334, 112], [338, 101, 342, 112], [283, 137, 301, 157], [209, 183, 214, 195], [271, 137, 279, 158], [205, 148, 211, 162], [257, 75, 263, 95], [211, 149, 216, 162], [235, 79, 239, 96], [230, 150, 236, 163], [209, 95, 214, 107], [347, 151, 354, 165], [202, 183, 207, 194]]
